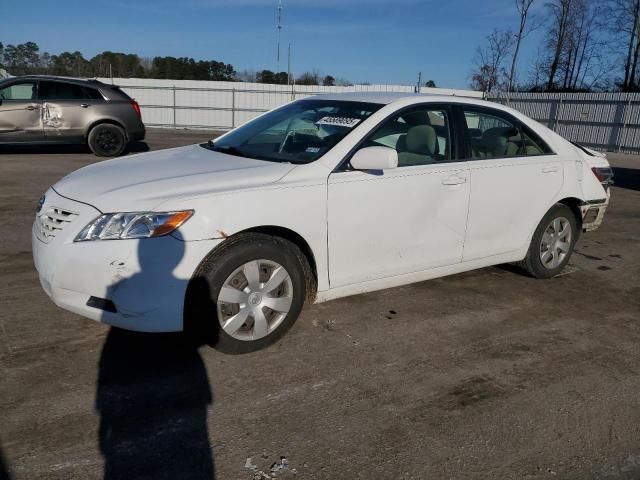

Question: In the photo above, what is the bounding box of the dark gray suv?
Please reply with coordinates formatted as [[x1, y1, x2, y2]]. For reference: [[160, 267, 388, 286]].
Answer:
[[0, 75, 145, 156]]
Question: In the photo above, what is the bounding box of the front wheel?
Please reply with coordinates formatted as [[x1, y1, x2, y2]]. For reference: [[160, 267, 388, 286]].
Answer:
[[517, 203, 579, 279], [185, 233, 311, 354]]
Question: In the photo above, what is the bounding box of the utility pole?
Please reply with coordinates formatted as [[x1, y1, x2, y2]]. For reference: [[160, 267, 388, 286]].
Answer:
[[415, 72, 422, 93], [276, 0, 283, 73], [287, 43, 292, 86]]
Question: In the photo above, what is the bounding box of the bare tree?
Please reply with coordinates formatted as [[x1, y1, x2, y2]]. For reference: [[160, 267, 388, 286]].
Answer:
[[611, 0, 640, 90], [470, 29, 514, 92], [545, 0, 574, 89], [508, 0, 538, 92]]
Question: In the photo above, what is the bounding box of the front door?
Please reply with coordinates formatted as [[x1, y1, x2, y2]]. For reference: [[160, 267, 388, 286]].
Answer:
[[0, 80, 43, 143], [327, 105, 470, 288]]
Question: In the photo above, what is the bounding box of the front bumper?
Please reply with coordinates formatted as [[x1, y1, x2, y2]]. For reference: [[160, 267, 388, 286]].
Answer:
[[32, 188, 221, 332]]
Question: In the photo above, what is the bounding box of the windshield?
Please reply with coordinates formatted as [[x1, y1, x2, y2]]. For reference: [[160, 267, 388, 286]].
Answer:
[[203, 100, 383, 164]]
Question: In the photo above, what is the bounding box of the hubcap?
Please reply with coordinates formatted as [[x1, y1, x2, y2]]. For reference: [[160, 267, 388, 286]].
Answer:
[[540, 216, 572, 269], [96, 130, 121, 153], [216, 259, 293, 341]]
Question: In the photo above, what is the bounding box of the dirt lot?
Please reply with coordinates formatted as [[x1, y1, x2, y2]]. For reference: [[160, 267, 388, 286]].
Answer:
[[1, 130, 639, 480]]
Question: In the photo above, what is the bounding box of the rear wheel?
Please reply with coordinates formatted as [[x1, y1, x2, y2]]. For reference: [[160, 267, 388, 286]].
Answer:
[[88, 123, 126, 157], [517, 203, 578, 279], [185, 233, 311, 354]]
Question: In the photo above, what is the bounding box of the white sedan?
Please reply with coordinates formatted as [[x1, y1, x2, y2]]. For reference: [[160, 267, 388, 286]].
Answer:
[[32, 92, 612, 353]]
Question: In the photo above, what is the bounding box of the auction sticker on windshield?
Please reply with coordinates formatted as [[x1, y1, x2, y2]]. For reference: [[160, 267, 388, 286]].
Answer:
[[316, 116, 362, 128]]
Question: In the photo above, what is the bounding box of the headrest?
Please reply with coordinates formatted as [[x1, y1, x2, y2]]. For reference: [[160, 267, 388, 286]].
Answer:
[[406, 125, 437, 155]]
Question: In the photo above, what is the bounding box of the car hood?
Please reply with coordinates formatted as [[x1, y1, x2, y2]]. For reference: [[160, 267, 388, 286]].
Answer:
[[53, 144, 296, 212]]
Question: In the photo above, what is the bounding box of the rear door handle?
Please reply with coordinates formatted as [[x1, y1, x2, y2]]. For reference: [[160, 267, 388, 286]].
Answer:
[[542, 166, 559, 173], [80, 103, 90, 108], [442, 175, 467, 186], [26, 105, 37, 111]]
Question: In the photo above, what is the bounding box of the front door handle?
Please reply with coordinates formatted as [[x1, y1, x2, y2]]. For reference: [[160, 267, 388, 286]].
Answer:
[[442, 175, 467, 186], [26, 104, 38, 111], [542, 166, 559, 173], [80, 103, 90, 108]]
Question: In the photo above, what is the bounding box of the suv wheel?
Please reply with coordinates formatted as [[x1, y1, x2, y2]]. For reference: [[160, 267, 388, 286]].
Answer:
[[517, 203, 579, 279], [88, 124, 126, 157], [185, 233, 312, 354]]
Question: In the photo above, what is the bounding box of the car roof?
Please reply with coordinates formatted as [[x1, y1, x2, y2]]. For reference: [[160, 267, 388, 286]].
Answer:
[[306, 91, 487, 106], [1, 75, 112, 88]]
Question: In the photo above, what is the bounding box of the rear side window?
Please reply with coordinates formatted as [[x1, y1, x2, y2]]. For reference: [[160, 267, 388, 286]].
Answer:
[[0, 82, 37, 100], [462, 108, 552, 159], [84, 87, 105, 100], [39, 81, 103, 100]]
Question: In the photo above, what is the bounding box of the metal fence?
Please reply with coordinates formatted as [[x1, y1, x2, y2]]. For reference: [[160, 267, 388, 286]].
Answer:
[[98, 77, 482, 131], [100, 78, 639, 154], [489, 92, 640, 154]]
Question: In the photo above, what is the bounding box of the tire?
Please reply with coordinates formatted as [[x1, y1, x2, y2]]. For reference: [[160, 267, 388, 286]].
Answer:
[[88, 123, 127, 157], [185, 233, 312, 354], [517, 203, 579, 279]]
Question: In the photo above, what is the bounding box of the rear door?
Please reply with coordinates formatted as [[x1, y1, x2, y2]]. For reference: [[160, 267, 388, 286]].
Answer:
[[39, 81, 104, 140], [0, 80, 43, 142], [458, 106, 563, 261]]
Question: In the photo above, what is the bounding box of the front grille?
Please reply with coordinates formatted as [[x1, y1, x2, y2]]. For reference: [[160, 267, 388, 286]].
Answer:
[[35, 207, 79, 243]]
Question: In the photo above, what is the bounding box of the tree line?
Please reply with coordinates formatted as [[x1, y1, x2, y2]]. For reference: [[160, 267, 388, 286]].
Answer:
[[471, 0, 640, 93], [0, 41, 347, 86]]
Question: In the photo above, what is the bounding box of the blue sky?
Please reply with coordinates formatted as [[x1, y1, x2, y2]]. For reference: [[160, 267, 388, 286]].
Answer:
[[2, 0, 546, 88]]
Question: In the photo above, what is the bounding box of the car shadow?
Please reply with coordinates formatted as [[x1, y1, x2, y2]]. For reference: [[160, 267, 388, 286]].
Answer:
[[611, 167, 640, 192], [96, 234, 216, 480], [0, 141, 149, 156], [0, 442, 12, 480]]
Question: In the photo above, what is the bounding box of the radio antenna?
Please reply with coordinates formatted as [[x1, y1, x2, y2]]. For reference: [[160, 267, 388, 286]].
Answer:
[[276, 0, 283, 73]]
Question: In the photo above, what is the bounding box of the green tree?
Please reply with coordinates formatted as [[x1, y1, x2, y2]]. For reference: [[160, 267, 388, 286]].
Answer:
[[322, 75, 335, 86], [425, 79, 437, 88], [296, 70, 320, 85], [257, 70, 288, 84]]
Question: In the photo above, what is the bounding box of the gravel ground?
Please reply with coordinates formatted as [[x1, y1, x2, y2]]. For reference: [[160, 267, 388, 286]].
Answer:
[[1, 129, 639, 480]]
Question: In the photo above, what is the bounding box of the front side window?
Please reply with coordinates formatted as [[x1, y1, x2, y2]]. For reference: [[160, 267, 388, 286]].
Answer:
[[361, 107, 452, 166], [0, 82, 37, 101], [463, 109, 551, 159], [205, 100, 383, 164]]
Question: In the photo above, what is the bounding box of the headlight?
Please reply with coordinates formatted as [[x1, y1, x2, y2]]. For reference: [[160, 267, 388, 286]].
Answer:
[[74, 210, 193, 242]]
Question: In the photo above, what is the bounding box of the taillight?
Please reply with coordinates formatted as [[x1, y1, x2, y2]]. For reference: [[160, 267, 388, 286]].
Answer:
[[130, 100, 142, 119], [591, 167, 614, 186]]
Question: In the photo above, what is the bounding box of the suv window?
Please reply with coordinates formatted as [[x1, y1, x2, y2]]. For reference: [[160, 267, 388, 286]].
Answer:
[[0, 82, 37, 101], [361, 106, 452, 166], [463, 108, 552, 159], [39, 81, 103, 101]]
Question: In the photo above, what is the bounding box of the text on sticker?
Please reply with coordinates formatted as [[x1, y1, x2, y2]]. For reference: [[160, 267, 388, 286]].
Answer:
[[316, 116, 362, 128]]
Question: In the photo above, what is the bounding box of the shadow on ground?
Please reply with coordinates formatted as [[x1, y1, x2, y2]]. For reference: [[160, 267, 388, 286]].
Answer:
[[0, 442, 12, 480], [612, 167, 640, 192], [96, 329, 214, 480], [0, 141, 149, 156]]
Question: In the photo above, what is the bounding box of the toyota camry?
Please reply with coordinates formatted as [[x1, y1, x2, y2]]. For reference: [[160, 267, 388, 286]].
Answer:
[[32, 92, 612, 353]]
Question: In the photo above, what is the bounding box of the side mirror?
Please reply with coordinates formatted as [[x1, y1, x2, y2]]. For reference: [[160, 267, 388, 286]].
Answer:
[[350, 146, 398, 171]]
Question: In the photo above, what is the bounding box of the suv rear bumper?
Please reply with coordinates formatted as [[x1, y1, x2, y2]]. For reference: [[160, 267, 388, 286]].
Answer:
[[128, 125, 145, 142]]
